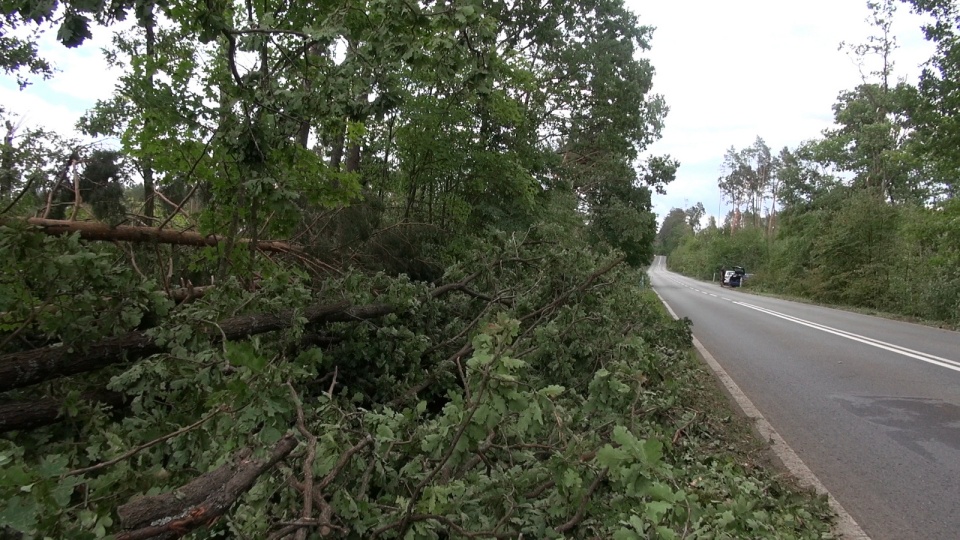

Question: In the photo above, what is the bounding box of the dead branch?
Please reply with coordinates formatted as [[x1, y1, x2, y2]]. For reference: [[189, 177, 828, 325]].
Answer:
[[42, 150, 79, 218], [316, 435, 372, 492], [0, 174, 37, 216], [152, 190, 197, 227], [428, 271, 481, 298], [524, 479, 555, 499], [286, 383, 317, 540], [168, 285, 213, 304], [157, 130, 216, 230], [672, 412, 699, 445], [284, 435, 372, 539], [326, 366, 338, 398], [445, 429, 496, 482], [116, 435, 297, 540], [268, 514, 345, 540]]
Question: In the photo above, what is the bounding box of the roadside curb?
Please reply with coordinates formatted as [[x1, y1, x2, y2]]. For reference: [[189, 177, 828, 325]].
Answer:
[[652, 288, 870, 540]]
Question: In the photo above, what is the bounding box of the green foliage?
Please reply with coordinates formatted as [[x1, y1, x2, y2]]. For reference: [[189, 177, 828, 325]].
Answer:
[[0, 0, 835, 536], [0, 224, 170, 349], [669, 225, 767, 282], [664, 188, 960, 324], [904, 0, 960, 199], [654, 207, 693, 257], [0, 223, 832, 538], [659, 0, 960, 325]]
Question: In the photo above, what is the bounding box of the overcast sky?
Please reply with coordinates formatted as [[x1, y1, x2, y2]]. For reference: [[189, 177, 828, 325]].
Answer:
[[0, 1, 938, 227], [630, 0, 936, 225]]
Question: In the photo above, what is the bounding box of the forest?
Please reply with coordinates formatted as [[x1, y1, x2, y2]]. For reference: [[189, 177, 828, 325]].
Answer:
[[659, 0, 960, 327], [0, 0, 848, 537]]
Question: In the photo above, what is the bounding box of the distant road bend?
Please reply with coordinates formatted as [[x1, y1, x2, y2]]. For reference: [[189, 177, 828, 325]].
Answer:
[[649, 256, 960, 540]]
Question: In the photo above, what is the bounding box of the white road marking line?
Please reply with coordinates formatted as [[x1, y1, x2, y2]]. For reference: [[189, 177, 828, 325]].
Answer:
[[734, 301, 960, 373], [650, 289, 869, 540]]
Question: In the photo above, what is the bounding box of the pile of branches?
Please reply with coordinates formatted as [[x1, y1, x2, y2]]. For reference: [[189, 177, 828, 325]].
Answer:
[[0, 218, 832, 539]]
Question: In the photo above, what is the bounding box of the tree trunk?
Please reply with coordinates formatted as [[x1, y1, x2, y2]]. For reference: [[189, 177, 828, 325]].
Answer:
[[142, 158, 155, 221], [297, 121, 310, 148], [0, 273, 481, 393], [1, 120, 16, 195], [345, 140, 361, 174], [329, 125, 345, 170], [0, 390, 126, 433], [13, 217, 303, 254], [0, 301, 356, 392], [142, 13, 157, 220], [115, 435, 297, 540]]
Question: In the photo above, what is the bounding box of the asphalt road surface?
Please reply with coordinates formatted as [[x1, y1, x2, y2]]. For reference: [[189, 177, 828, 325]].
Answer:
[[649, 256, 960, 540]]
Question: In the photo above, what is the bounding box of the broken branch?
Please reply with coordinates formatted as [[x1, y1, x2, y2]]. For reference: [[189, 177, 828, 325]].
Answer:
[[116, 435, 297, 539]]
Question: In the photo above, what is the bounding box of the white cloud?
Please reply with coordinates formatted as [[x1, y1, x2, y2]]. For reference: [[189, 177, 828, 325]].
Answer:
[[631, 0, 936, 224], [1, 24, 123, 138]]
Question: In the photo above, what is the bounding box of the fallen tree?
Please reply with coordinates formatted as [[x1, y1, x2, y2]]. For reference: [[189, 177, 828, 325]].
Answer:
[[0, 257, 622, 432], [0, 272, 482, 393], [0, 390, 126, 433], [0, 233, 833, 539], [11, 218, 304, 254], [115, 435, 298, 540]]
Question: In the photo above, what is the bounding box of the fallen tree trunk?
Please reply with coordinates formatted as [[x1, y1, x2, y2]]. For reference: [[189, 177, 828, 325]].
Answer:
[[0, 273, 480, 393], [0, 390, 126, 433], [168, 285, 213, 303], [0, 332, 163, 393], [0, 301, 350, 392], [15, 218, 303, 254], [115, 435, 297, 540]]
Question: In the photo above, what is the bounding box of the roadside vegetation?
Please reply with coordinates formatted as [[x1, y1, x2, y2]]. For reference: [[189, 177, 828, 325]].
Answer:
[[659, 0, 960, 327], [0, 0, 839, 537]]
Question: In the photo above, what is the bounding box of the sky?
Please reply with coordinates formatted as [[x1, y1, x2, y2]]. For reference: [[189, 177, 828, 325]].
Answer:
[[0, 1, 939, 227], [627, 0, 937, 226]]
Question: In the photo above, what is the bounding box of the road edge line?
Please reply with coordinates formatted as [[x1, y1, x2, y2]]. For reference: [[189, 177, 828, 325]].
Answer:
[[651, 288, 870, 540]]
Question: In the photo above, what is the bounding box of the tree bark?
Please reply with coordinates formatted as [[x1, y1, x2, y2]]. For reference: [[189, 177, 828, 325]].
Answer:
[[115, 435, 297, 540], [345, 140, 361, 174], [0, 331, 162, 393], [0, 300, 353, 392], [0, 390, 126, 433], [329, 125, 345, 170], [0, 272, 481, 393], [142, 11, 156, 220], [1, 120, 16, 195], [13, 218, 303, 254]]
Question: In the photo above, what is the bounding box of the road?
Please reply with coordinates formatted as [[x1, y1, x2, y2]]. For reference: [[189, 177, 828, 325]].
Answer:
[[648, 256, 960, 540]]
